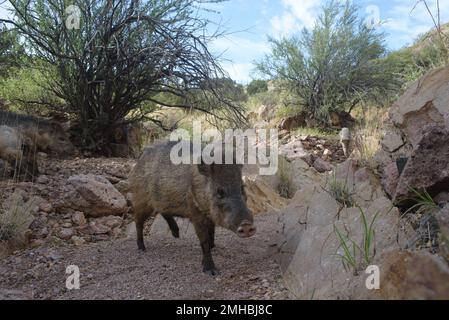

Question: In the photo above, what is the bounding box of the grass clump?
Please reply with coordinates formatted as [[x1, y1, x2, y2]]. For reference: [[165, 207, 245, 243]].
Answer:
[[402, 188, 440, 251], [295, 127, 336, 139], [277, 156, 295, 199], [403, 188, 439, 216], [328, 172, 353, 207], [0, 192, 34, 258], [334, 206, 381, 275]]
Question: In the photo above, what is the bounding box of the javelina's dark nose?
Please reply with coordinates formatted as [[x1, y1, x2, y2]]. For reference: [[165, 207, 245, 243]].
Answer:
[[237, 221, 256, 238]]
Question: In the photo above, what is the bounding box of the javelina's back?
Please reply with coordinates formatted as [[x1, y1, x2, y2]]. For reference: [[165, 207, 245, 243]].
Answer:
[[129, 140, 203, 215]]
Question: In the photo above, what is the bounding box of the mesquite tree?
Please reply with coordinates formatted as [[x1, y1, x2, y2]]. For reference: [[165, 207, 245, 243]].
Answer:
[[256, 0, 399, 125], [0, 24, 21, 77], [1, 0, 245, 150]]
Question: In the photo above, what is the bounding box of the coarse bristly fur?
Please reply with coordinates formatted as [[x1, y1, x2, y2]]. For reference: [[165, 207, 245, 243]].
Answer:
[[129, 140, 255, 275]]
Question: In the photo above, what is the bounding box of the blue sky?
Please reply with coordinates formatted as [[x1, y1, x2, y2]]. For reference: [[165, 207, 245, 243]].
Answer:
[[2, 0, 448, 83], [204, 0, 449, 83]]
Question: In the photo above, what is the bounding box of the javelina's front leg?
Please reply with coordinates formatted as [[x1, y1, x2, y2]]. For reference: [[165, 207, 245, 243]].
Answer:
[[192, 217, 218, 276], [206, 219, 215, 249], [134, 207, 154, 251]]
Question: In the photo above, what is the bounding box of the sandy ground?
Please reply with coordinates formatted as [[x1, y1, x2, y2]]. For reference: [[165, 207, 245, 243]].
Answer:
[[0, 212, 290, 300]]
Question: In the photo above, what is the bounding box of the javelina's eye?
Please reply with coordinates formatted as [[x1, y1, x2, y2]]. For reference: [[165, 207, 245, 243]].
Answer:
[[59, 137, 66, 142], [216, 188, 227, 199]]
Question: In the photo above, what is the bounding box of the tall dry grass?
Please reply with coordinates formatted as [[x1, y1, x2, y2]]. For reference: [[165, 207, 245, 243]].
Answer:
[[351, 106, 388, 169], [0, 192, 35, 258]]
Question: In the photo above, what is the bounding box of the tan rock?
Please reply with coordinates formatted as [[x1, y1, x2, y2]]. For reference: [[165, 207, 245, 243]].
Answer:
[[58, 174, 128, 217], [58, 228, 74, 240], [38, 201, 53, 213], [366, 250, 449, 300], [381, 131, 404, 153], [71, 211, 87, 226], [71, 236, 86, 246], [98, 216, 123, 229], [243, 176, 289, 214]]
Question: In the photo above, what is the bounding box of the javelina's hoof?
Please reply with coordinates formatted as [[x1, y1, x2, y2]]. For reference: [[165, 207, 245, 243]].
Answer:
[[171, 229, 179, 238], [137, 242, 146, 251], [203, 268, 220, 276]]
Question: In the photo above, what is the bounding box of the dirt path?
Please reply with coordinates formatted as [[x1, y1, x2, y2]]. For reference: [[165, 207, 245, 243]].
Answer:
[[0, 212, 290, 300]]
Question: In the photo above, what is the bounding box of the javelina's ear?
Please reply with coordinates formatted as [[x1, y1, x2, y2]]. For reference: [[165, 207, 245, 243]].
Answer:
[[198, 159, 213, 177]]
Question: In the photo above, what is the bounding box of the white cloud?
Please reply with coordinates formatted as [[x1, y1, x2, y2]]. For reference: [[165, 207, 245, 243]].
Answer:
[[382, 0, 449, 48], [222, 62, 254, 84], [282, 0, 322, 29], [210, 35, 270, 83], [270, 12, 298, 36], [0, 4, 11, 21], [270, 0, 324, 37], [211, 36, 270, 58]]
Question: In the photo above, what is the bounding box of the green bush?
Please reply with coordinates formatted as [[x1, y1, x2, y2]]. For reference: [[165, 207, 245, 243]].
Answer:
[[0, 26, 23, 78], [0, 67, 61, 115], [255, 0, 400, 125], [247, 80, 268, 96]]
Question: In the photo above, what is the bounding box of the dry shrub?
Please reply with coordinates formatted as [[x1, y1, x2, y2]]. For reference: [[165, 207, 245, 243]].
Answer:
[[0, 191, 34, 258]]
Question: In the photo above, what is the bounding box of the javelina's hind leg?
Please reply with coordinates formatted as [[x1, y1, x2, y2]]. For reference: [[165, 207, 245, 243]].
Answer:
[[135, 209, 152, 251], [206, 220, 215, 249], [162, 215, 180, 238], [192, 217, 218, 276]]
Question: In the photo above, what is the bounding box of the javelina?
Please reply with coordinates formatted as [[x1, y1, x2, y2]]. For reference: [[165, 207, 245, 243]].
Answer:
[[0, 125, 38, 179], [0, 110, 74, 157], [129, 140, 256, 275]]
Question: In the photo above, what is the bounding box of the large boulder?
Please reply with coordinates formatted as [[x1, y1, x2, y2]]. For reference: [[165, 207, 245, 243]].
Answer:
[[393, 126, 449, 203], [377, 65, 449, 199], [360, 250, 449, 300], [390, 66, 449, 145], [57, 174, 128, 217], [278, 161, 418, 299]]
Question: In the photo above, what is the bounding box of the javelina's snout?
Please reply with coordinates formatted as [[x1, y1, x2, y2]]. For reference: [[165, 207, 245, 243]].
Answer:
[[237, 220, 256, 238]]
